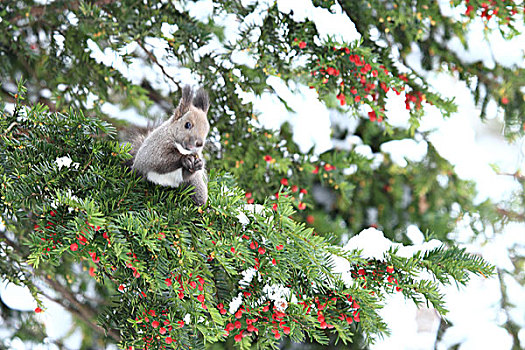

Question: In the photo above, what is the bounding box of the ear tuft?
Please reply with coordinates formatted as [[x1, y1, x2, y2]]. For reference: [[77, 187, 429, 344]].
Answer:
[[172, 85, 193, 120], [193, 88, 210, 113]]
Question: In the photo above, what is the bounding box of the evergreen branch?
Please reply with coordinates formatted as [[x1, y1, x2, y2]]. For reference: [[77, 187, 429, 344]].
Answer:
[[0, 229, 120, 341], [9, 0, 117, 23]]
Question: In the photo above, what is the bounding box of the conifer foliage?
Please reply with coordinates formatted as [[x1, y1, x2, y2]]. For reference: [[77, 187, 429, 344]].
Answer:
[[0, 0, 523, 349]]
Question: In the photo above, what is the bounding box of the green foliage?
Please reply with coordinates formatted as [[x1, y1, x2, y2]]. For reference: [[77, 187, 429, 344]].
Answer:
[[1, 93, 494, 349], [0, 0, 522, 349]]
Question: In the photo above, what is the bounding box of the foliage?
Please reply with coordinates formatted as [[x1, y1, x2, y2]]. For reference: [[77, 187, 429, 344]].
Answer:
[[0, 0, 523, 349]]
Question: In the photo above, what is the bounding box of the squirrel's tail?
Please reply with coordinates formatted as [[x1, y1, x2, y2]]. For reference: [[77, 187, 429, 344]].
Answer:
[[121, 122, 159, 168]]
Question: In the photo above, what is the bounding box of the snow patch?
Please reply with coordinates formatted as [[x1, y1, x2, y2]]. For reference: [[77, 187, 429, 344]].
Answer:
[[380, 139, 428, 167], [276, 0, 360, 43], [343, 227, 443, 261]]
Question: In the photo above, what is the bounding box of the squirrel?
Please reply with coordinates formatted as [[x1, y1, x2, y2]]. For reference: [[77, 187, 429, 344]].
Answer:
[[130, 85, 210, 206]]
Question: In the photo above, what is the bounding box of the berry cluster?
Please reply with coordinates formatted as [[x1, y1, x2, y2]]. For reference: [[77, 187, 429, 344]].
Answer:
[[464, 0, 522, 25]]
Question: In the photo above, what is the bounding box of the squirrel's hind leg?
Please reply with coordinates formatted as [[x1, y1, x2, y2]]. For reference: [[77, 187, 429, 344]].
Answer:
[[183, 170, 208, 206]]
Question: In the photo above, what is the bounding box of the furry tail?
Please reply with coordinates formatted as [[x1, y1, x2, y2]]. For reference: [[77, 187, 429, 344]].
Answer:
[[121, 124, 156, 168]]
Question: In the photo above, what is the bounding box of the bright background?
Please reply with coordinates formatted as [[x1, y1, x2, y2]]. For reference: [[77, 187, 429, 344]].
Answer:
[[1, 0, 524, 349]]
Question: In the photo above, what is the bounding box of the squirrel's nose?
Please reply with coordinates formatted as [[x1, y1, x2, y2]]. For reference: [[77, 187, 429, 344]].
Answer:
[[195, 140, 203, 148]]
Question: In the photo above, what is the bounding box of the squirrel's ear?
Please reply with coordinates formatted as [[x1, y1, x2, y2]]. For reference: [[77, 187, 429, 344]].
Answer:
[[193, 88, 210, 113], [172, 85, 193, 120]]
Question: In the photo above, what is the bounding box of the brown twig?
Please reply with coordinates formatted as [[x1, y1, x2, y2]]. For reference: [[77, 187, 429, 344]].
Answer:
[[496, 208, 525, 222], [42, 275, 122, 341], [0, 230, 121, 342], [137, 40, 181, 90]]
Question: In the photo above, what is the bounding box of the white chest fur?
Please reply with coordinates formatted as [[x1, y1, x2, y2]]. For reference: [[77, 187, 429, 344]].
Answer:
[[146, 168, 183, 187]]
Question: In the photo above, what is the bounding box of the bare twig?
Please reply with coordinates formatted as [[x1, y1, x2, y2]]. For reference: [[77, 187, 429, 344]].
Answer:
[[42, 276, 122, 342], [0, 230, 121, 342], [496, 208, 525, 222], [137, 40, 181, 90]]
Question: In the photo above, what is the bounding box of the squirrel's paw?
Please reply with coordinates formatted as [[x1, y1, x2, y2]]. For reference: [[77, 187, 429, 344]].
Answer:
[[182, 155, 203, 173]]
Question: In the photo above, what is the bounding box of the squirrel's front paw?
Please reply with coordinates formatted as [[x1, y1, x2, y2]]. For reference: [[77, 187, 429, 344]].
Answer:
[[181, 156, 194, 171], [182, 155, 203, 173], [193, 158, 203, 172]]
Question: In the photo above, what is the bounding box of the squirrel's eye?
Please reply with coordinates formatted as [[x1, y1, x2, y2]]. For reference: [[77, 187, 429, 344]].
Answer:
[[184, 122, 192, 129]]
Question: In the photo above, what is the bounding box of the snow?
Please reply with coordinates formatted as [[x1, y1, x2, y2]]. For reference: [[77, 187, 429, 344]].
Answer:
[[380, 139, 428, 167], [276, 0, 361, 43], [2, 1, 525, 349], [438, 276, 513, 350], [342, 227, 443, 261], [0, 281, 37, 311], [55, 155, 79, 170], [373, 294, 440, 350], [228, 292, 243, 314], [236, 76, 333, 154]]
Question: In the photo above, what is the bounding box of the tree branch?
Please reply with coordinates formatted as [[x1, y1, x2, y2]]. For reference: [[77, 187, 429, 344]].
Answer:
[[137, 40, 181, 91], [10, 0, 117, 23], [0, 230, 121, 342]]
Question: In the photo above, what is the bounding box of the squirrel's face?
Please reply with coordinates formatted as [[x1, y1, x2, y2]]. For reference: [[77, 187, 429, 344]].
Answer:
[[171, 106, 210, 155], [170, 86, 210, 155]]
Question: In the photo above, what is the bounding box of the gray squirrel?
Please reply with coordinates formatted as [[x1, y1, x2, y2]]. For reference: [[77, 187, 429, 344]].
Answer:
[[130, 86, 210, 206]]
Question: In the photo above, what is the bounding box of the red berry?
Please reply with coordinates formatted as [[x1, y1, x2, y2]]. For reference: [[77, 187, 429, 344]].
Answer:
[[337, 93, 346, 106], [70, 243, 78, 251], [276, 244, 284, 251], [280, 178, 288, 186], [118, 285, 125, 292], [34, 307, 43, 313], [152, 321, 160, 328], [165, 337, 173, 344], [258, 247, 266, 255], [264, 155, 273, 162], [298, 41, 306, 49], [160, 327, 167, 335]]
